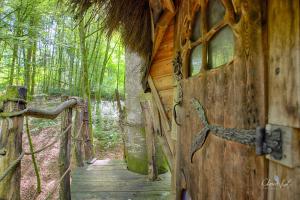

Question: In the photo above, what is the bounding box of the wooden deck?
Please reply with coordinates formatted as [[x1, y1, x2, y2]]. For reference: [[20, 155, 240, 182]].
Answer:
[[71, 159, 171, 200]]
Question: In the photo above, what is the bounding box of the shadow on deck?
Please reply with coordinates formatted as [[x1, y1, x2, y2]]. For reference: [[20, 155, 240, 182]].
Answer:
[[71, 160, 171, 200]]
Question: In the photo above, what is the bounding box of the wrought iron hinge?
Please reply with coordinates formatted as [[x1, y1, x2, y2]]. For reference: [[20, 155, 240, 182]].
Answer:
[[256, 125, 282, 160]]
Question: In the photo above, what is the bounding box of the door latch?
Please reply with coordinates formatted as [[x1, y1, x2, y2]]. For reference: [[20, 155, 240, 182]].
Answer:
[[256, 125, 282, 160]]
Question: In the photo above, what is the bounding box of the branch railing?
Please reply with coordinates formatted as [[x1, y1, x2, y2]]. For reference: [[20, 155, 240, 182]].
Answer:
[[0, 86, 94, 200]]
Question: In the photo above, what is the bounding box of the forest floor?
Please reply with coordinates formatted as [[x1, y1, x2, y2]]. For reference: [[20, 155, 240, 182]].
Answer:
[[20, 97, 124, 200]]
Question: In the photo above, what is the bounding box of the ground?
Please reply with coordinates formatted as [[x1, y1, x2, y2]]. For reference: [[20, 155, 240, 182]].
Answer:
[[20, 97, 124, 200]]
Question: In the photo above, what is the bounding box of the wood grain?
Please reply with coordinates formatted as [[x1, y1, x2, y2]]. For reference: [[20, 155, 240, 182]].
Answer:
[[174, 0, 268, 199], [71, 160, 171, 200], [268, 0, 300, 128]]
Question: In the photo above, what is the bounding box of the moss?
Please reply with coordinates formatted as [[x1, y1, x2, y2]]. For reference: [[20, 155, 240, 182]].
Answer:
[[5, 86, 20, 99], [155, 145, 169, 174], [126, 153, 148, 175]]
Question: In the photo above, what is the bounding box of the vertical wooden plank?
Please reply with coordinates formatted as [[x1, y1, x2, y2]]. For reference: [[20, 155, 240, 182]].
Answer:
[[59, 96, 72, 200], [0, 86, 26, 200], [268, 0, 300, 128], [141, 97, 158, 181], [267, 1, 300, 199]]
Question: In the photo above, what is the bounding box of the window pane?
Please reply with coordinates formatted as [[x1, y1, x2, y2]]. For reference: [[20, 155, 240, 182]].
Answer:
[[189, 45, 202, 76], [208, 26, 234, 68], [208, 0, 225, 29], [191, 10, 201, 41]]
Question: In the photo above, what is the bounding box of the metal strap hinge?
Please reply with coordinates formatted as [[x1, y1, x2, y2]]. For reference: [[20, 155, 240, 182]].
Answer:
[[256, 125, 282, 160]]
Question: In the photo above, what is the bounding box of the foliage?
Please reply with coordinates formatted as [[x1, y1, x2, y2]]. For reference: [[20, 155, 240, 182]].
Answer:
[[0, 0, 125, 100]]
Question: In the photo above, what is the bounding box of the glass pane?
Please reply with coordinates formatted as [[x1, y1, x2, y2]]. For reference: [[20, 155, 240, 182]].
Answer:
[[189, 45, 202, 76], [208, 26, 234, 68], [191, 10, 201, 41], [208, 0, 225, 29]]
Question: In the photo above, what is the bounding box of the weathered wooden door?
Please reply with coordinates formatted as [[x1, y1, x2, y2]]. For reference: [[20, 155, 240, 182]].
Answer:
[[173, 0, 298, 199]]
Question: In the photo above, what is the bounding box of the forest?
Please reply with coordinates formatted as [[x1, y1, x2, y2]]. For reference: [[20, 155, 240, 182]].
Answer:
[[0, 0, 127, 198], [0, 0, 125, 99]]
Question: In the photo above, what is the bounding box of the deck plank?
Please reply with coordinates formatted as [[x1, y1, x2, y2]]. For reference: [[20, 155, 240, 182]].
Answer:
[[71, 159, 171, 200]]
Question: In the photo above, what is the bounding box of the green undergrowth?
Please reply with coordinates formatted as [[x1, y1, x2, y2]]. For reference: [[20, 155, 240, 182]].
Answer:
[[93, 116, 122, 150]]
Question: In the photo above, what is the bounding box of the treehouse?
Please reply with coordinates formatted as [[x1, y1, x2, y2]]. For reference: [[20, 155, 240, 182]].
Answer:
[[142, 0, 300, 199], [0, 0, 299, 199]]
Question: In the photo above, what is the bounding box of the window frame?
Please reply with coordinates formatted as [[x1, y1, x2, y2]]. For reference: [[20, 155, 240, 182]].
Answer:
[[183, 0, 234, 78]]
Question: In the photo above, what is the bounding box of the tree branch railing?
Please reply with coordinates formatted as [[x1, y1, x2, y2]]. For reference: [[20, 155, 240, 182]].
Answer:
[[0, 86, 93, 200], [0, 98, 78, 119]]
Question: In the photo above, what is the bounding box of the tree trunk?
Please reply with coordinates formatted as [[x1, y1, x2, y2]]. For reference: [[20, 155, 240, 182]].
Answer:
[[30, 41, 37, 96], [79, 18, 94, 158], [123, 49, 148, 174]]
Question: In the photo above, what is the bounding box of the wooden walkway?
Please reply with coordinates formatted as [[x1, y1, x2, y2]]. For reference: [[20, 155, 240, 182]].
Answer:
[[71, 160, 171, 200]]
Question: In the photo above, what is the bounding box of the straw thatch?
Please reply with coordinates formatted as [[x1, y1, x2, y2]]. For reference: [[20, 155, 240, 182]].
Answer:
[[70, 0, 152, 59]]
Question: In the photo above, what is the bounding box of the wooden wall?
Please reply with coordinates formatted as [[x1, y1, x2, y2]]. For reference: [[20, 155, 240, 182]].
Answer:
[[268, 0, 300, 128], [150, 21, 175, 120], [267, 1, 300, 199]]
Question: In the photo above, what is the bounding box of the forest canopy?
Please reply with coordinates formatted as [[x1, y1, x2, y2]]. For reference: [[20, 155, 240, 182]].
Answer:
[[0, 0, 125, 100]]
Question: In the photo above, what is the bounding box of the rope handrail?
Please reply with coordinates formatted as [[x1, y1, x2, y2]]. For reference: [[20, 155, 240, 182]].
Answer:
[[0, 124, 73, 182], [45, 166, 71, 200], [0, 98, 78, 119], [0, 151, 25, 182], [24, 124, 72, 155]]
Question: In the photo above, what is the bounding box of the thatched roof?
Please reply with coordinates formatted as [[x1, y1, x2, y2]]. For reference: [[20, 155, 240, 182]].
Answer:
[[70, 0, 152, 59]]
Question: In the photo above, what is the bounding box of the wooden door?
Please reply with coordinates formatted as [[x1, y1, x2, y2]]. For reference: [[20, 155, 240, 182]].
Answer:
[[174, 0, 268, 199]]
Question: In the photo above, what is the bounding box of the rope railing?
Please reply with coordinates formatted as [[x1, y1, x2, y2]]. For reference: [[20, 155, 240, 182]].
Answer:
[[45, 166, 71, 200], [0, 151, 25, 182], [24, 124, 72, 155], [0, 87, 89, 200], [0, 124, 73, 182]]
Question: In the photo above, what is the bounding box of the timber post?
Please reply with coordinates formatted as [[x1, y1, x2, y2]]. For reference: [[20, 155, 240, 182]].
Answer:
[[59, 96, 72, 200], [73, 98, 84, 167], [141, 99, 158, 181], [0, 86, 27, 200], [82, 100, 93, 162]]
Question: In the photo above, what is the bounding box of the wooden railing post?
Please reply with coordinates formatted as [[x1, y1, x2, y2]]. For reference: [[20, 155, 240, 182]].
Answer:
[[59, 96, 72, 200], [73, 98, 84, 167], [0, 86, 27, 200], [82, 100, 93, 162]]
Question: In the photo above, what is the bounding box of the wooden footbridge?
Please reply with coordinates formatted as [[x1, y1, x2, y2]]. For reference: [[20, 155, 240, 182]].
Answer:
[[71, 159, 171, 199], [0, 86, 171, 199]]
